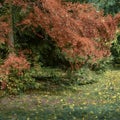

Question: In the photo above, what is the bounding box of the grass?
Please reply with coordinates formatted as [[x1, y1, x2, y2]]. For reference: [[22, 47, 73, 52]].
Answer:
[[0, 69, 120, 120]]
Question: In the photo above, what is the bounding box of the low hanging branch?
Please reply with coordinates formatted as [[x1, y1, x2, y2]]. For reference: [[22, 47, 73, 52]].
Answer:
[[19, 0, 120, 69]]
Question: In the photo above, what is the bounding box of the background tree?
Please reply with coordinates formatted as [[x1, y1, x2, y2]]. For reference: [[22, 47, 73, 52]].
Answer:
[[65, 0, 120, 15]]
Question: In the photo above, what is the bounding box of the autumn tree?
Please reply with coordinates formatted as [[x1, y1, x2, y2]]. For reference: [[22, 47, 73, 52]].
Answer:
[[0, 0, 120, 69], [18, 0, 120, 69]]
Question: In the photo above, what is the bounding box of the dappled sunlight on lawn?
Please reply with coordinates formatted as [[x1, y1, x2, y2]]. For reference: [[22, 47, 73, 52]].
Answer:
[[0, 69, 120, 120]]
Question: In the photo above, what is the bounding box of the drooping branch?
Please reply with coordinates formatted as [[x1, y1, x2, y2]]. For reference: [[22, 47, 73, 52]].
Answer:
[[1, 0, 120, 69], [20, 0, 119, 63]]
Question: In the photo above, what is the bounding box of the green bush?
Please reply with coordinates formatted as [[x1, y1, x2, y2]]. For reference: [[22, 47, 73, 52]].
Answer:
[[5, 70, 36, 94], [0, 53, 37, 94], [111, 34, 120, 65], [89, 57, 113, 73], [66, 67, 99, 85]]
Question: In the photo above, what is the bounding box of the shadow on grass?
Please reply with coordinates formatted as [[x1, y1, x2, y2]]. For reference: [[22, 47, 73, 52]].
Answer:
[[0, 103, 120, 120]]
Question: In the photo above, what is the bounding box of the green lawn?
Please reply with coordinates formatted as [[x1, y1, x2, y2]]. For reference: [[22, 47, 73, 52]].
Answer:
[[0, 69, 120, 120]]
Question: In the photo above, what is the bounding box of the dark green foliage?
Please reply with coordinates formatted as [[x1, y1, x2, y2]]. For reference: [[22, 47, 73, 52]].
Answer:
[[0, 102, 120, 120], [111, 34, 120, 65], [0, 44, 9, 64], [65, 0, 87, 3], [66, 67, 98, 85], [89, 57, 113, 73], [16, 26, 70, 69], [19, 67, 99, 93], [0, 4, 7, 16], [66, 0, 120, 15], [56, 104, 120, 120], [28, 67, 71, 92], [4, 70, 36, 95]]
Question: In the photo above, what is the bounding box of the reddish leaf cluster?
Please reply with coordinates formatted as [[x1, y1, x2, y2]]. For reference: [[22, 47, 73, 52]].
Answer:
[[0, 53, 30, 89], [0, 53, 30, 75]]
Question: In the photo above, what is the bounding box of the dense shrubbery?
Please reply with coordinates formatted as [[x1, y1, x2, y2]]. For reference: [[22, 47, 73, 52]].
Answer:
[[67, 67, 99, 85], [111, 34, 120, 65], [0, 53, 36, 94]]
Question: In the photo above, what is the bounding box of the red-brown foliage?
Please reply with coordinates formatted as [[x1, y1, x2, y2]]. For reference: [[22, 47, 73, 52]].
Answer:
[[1, 0, 120, 69], [19, 0, 120, 69], [0, 16, 10, 44], [0, 53, 30, 75], [0, 53, 30, 89]]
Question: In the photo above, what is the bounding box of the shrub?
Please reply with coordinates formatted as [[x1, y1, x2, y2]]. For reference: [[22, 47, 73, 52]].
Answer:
[[66, 67, 98, 85], [89, 57, 113, 73], [111, 34, 120, 65], [0, 53, 36, 94]]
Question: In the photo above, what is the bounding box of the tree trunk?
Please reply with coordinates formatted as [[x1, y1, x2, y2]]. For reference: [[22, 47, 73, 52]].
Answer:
[[8, 0, 14, 51]]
